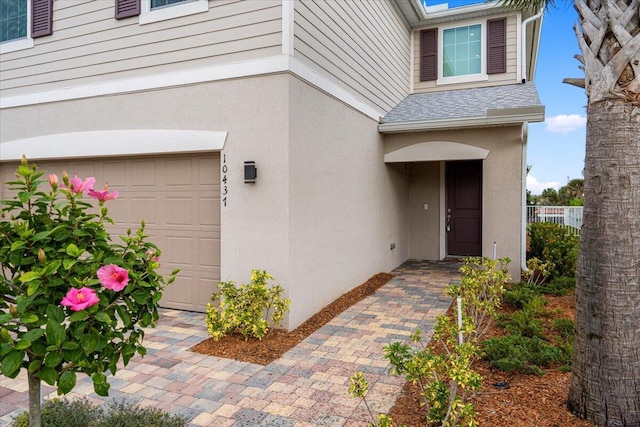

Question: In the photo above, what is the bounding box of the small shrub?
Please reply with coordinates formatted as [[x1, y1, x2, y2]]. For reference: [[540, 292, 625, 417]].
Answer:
[[541, 276, 576, 296], [206, 270, 291, 340], [527, 222, 579, 279], [481, 334, 563, 375], [552, 318, 575, 340], [501, 308, 546, 338], [503, 285, 540, 309], [11, 398, 186, 427]]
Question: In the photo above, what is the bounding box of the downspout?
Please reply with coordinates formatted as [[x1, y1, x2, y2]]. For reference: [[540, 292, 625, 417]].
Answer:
[[521, 8, 544, 83], [521, 123, 529, 274]]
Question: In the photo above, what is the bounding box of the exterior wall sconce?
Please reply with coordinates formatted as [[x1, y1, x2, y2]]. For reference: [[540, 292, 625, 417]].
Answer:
[[244, 161, 257, 184]]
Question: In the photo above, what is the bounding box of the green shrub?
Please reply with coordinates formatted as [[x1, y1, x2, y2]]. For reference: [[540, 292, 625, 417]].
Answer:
[[503, 285, 540, 309], [206, 270, 291, 340], [11, 398, 186, 427], [552, 318, 575, 340], [541, 276, 576, 296], [527, 222, 579, 278], [481, 334, 563, 375]]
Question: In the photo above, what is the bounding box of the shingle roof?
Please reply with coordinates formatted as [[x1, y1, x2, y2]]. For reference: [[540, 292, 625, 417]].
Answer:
[[382, 82, 543, 124]]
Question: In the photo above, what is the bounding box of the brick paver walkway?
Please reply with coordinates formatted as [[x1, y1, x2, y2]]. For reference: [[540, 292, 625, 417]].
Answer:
[[0, 260, 459, 426]]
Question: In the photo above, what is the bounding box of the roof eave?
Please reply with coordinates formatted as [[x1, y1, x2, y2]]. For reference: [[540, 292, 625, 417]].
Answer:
[[378, 107, 545, 134]]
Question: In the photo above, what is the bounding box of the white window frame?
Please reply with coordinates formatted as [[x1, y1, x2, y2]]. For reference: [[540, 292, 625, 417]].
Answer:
[[139, 0, 208, 25], [437, 21, 488, 86], [0, 0, 34, 54]]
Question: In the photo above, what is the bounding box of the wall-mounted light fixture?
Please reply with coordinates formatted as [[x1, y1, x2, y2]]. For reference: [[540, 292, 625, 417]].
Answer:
[[244, 161, 257, 184]]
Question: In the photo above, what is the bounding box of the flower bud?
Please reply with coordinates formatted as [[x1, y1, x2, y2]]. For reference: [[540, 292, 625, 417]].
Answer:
[[9, 303, 18, 317], [21, 154, 27, 166], [48, 174, 59, 189], [62, 170, 70, 187], [38, 248, 46, 263]]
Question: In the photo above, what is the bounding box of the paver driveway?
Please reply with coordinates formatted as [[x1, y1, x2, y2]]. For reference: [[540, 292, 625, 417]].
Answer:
[[0, 260, 459, 426]]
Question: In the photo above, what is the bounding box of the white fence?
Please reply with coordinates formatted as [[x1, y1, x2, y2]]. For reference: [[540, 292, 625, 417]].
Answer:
[[527, 205, 583, 236]]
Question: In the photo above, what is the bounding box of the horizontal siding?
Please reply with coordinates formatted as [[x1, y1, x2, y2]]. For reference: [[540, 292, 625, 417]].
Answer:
[[0, 0, 282, 97], [294, 0, 410, 113], [413, 14, 519, 93]]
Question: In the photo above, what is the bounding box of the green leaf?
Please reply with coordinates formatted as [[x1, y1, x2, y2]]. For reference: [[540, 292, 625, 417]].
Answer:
[[19, 271, 41, 283], [94, 312, 112, 324], [20, 314, 39, 324], [68, 311, 89, 323], [58, 371, 76, 395], [42, 260, 63, 276], [93, 380, 110, 397], [38, 366, 57, 386], [61, 341, 80, 350], [116, 306, 131, 327], [23, 328, 45, 342], [31, 341, 47, 356], [28, 359, 42, 373], [0, 313, 13, 324], [131, 289, 150, 304], [1, 350, 25, 378], [63, 259, 76, 271], [46, 305, 65, 323], [27, 280, 41, 296], [66, 243, 81, 257], [14, 339, 31, 350], [33, 229, 53, 242], [46, 320, 66, 347], [92, 372, 107, 384], [81, 334, 99, 354], [10, 240, 26, 251], [44, 351, 63, 368]]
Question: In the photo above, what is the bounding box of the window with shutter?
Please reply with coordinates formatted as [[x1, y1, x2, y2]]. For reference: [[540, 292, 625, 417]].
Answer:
[[31, 0, 52, 38], [115, 0, 141, 19], [420, 29, 437, 82], [487, 18, 506, 74]]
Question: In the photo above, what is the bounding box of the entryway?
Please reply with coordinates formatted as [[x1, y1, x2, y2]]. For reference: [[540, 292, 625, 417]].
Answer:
[[445, 160, 482, 256]]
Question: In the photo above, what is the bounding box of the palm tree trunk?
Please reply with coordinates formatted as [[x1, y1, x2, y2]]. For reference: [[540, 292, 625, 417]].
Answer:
[[568, 98, 640, 426], [27, 372, 42, 427]]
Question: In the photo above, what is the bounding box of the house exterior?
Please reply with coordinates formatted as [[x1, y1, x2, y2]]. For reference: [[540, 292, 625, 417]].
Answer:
[[0, 0, 544, 330]]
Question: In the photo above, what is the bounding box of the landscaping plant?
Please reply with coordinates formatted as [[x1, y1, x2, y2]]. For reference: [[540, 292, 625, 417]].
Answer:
[[10, 397, 187, 427], [352, 257, 510, 427], [206, 269, 290, 340], [527, 222, 579, 279], [0, 157, 177, 427]]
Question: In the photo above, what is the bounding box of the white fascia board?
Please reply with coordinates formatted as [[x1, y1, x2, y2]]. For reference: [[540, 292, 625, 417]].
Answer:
[[0, 56, 290, 109], [0, 130, 227, 161], [378, 111, 545, 133], [281, 0, 295, 56]]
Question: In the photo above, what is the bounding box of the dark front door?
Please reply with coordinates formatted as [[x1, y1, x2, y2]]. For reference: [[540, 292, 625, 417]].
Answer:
[[446, 160, 482, 256]]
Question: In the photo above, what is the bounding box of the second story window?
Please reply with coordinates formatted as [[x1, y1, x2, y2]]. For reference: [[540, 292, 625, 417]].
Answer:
[[1, 0, 52, 54], [420, 18, 506, 85], [139, 0, 208, 24], [0, 0, 28, 43], [443, 24, 481, 78], [150, 0, 193, 9]]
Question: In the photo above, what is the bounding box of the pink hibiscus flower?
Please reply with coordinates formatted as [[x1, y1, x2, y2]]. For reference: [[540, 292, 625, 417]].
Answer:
[[68, 174, 96, 194], [97, 264, 129, 292], [61, 287, 100, 311], [88, 184, 119, 203]]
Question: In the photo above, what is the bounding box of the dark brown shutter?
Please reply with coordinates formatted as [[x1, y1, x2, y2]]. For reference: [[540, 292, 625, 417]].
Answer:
[[487, 18, 506, 74], [31, 0, 53, 38], [115, 0, 141, 19], [420, 28, 438, 81]]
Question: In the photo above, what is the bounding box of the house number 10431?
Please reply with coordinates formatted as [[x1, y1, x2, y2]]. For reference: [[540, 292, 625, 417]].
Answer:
[[222, 154, 228, 207]]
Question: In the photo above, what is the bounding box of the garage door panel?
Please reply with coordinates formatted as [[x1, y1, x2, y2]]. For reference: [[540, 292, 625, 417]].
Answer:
[[166, 197, 194, 225], [1, 153, 220, 312], [199, 238, 220, 267]]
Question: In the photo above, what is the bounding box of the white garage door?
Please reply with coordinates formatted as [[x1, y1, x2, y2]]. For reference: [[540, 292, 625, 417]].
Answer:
[[0, 154, 220, 312]]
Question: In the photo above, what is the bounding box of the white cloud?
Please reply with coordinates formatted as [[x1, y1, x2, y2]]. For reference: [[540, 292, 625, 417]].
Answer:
[[527, 175, 561, 194], [545, 114, 587, 133]]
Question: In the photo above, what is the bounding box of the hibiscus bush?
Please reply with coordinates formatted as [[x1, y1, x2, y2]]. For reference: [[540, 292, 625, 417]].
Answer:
[[0, 157, 177, 426]]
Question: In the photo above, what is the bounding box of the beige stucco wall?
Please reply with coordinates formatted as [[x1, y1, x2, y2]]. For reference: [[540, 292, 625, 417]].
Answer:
[[407, 162, 441, 260], [287, 76, 409, 329], [385, 126, 524, 280], [0, 73, 415, 329]]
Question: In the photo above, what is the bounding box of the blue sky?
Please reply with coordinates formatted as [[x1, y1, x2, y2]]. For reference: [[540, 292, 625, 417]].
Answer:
[[424, 0, 588, 194]]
